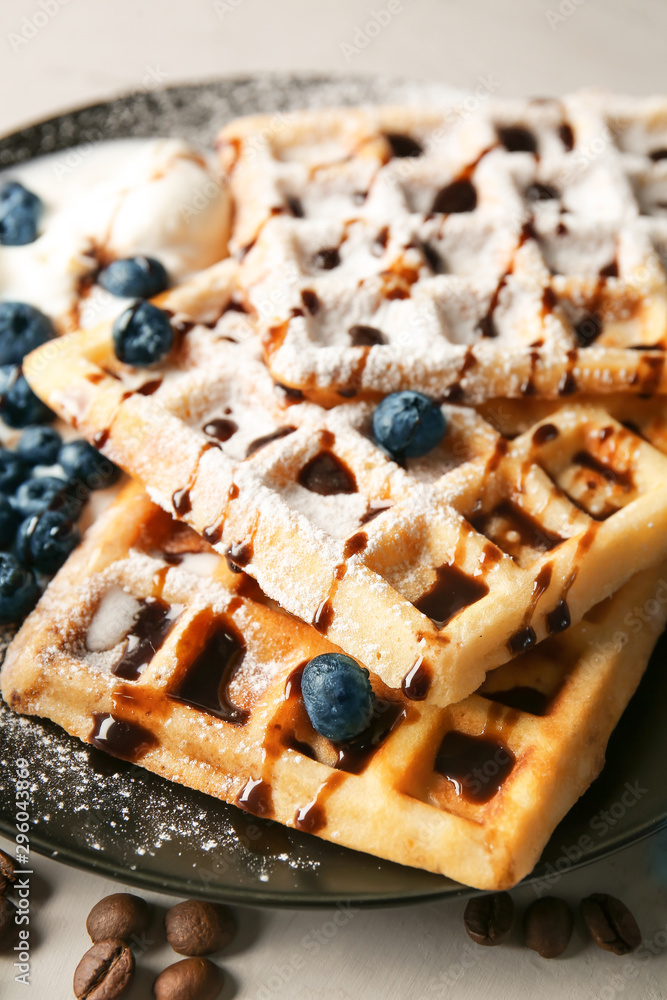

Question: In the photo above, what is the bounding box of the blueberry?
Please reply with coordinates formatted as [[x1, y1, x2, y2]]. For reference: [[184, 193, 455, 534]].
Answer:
[[98, 256, 169, 299], [0, 181, 42, 246], [12, 475, 80, 520], [58, 439, 120, 490], [112, 301, 173, 367], [0, 302, 55, 366], [0, 365, 54, 427], [0, 552, 39, 624], [16, 509, 80, 574], [0, 448, 26, 492], [372, 390, 446, 460], [301, 653, 376, 743], [0, 493, 19, 548], [17, 425, 62, 467]]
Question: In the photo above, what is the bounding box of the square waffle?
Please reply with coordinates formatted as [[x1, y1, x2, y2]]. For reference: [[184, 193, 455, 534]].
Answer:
[[216, 92, 667, 405], [2, 482, 665, 890], [23, 265, 667, 707]]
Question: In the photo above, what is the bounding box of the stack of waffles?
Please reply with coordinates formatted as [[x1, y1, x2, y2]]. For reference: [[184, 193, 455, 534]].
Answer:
[[5, 90, 667, 890]]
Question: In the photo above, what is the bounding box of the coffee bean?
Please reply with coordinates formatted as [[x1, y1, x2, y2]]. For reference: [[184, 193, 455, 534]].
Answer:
[[0, 849, 16, 895], [165, 899, 236, 956], [464, 892, 514, 945], [73, 938, 134, 1000], [523, 896, 573, 958], [153, 957, 223, 1000], [580, 893, 641, 955], [86, 893, 151, 943]]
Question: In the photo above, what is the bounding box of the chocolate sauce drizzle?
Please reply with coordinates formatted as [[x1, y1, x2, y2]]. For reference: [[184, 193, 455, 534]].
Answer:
[[171, 624, 249, 725], [401, 658, 432, 700], [298, 451, 357, 495], [89, 713, 157, 762], [434, 729, 515, 804], [245, 425, 296, 458], [111, 597, 180, 681], [481, 685, 551, 716], [414, 564, 489, 629], [204, 418, 237, 442]]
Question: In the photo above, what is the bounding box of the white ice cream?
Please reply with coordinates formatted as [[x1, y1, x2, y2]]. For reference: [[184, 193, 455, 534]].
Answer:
[[0, 137, 230, 329]]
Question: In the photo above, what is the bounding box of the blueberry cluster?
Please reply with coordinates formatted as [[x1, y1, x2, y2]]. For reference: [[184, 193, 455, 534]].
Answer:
[[0, 300, 120, 625], [0, 428, 120, 625]]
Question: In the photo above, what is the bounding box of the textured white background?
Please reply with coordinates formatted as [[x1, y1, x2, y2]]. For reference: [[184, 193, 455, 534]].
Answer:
[[2, 1, 667, 997]]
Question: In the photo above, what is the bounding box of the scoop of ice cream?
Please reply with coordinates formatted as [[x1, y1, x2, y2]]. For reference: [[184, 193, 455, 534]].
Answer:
[[0, 138, 230, 329]]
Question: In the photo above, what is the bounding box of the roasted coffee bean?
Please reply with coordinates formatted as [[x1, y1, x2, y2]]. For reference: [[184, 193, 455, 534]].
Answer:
[[165, 899, 236, 956], [86, 892, 151, 943], [0, 849, 16, 895], [580, 893, 641, 955], [464, 892, 514, 945], [153, 957, 223, 1000], [523, 896, 573, 958], [73, 938, 134, 1000]]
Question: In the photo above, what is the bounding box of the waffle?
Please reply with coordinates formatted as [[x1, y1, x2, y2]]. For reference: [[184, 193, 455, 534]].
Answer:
[[3, 481, 665, 890], [215, 93, 667, 405], [23, 269, 667, 707]]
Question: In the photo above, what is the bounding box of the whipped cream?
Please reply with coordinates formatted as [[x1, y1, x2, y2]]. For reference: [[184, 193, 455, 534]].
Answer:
[[0, 138, 230, 330]]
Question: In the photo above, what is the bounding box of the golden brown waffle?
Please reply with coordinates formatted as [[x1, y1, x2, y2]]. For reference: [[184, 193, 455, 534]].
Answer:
[[23, 273, 667, 707], [216, 93, 667, 405], [3, 482, 665, 890]]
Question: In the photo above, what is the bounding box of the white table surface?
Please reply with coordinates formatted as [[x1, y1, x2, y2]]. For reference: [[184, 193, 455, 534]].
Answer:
[[2, 0, 667, 997]]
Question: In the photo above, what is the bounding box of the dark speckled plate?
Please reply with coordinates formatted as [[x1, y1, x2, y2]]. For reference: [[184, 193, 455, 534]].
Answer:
[[1, 76, 667, 907]]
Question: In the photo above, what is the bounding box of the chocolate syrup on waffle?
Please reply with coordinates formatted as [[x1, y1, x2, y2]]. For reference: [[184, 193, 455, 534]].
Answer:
[[572, 450, 634, 491], [401, 658, 432, 700], [294, 773, 346, 834], [172, 486, 191, 516], [203, 418, 237, 442], [497, 126, 538, 153], [414, 564, 489, 629], [432, 178, 477, 214], [235, 777, 273, 817], [482, 685, 551, 716], [532, 423, 559, 446], [343, 532, 368, 558], [334, 702, 407, 774], [245, 425, 296, 457], [312, 598, 335, 634], [348, 325, 386, 347], [226, 540, 253, 572], [434, 730, 515, 804], [89, 713, 157, 762], [471, 500, 564, 559], [384, 132, 424, 158], [171, 623, 249, 725], [298, 451, 357, 495], [301, 289, 320, 314], [559, 122, 575, 151], [111, 597, 179, 681]]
